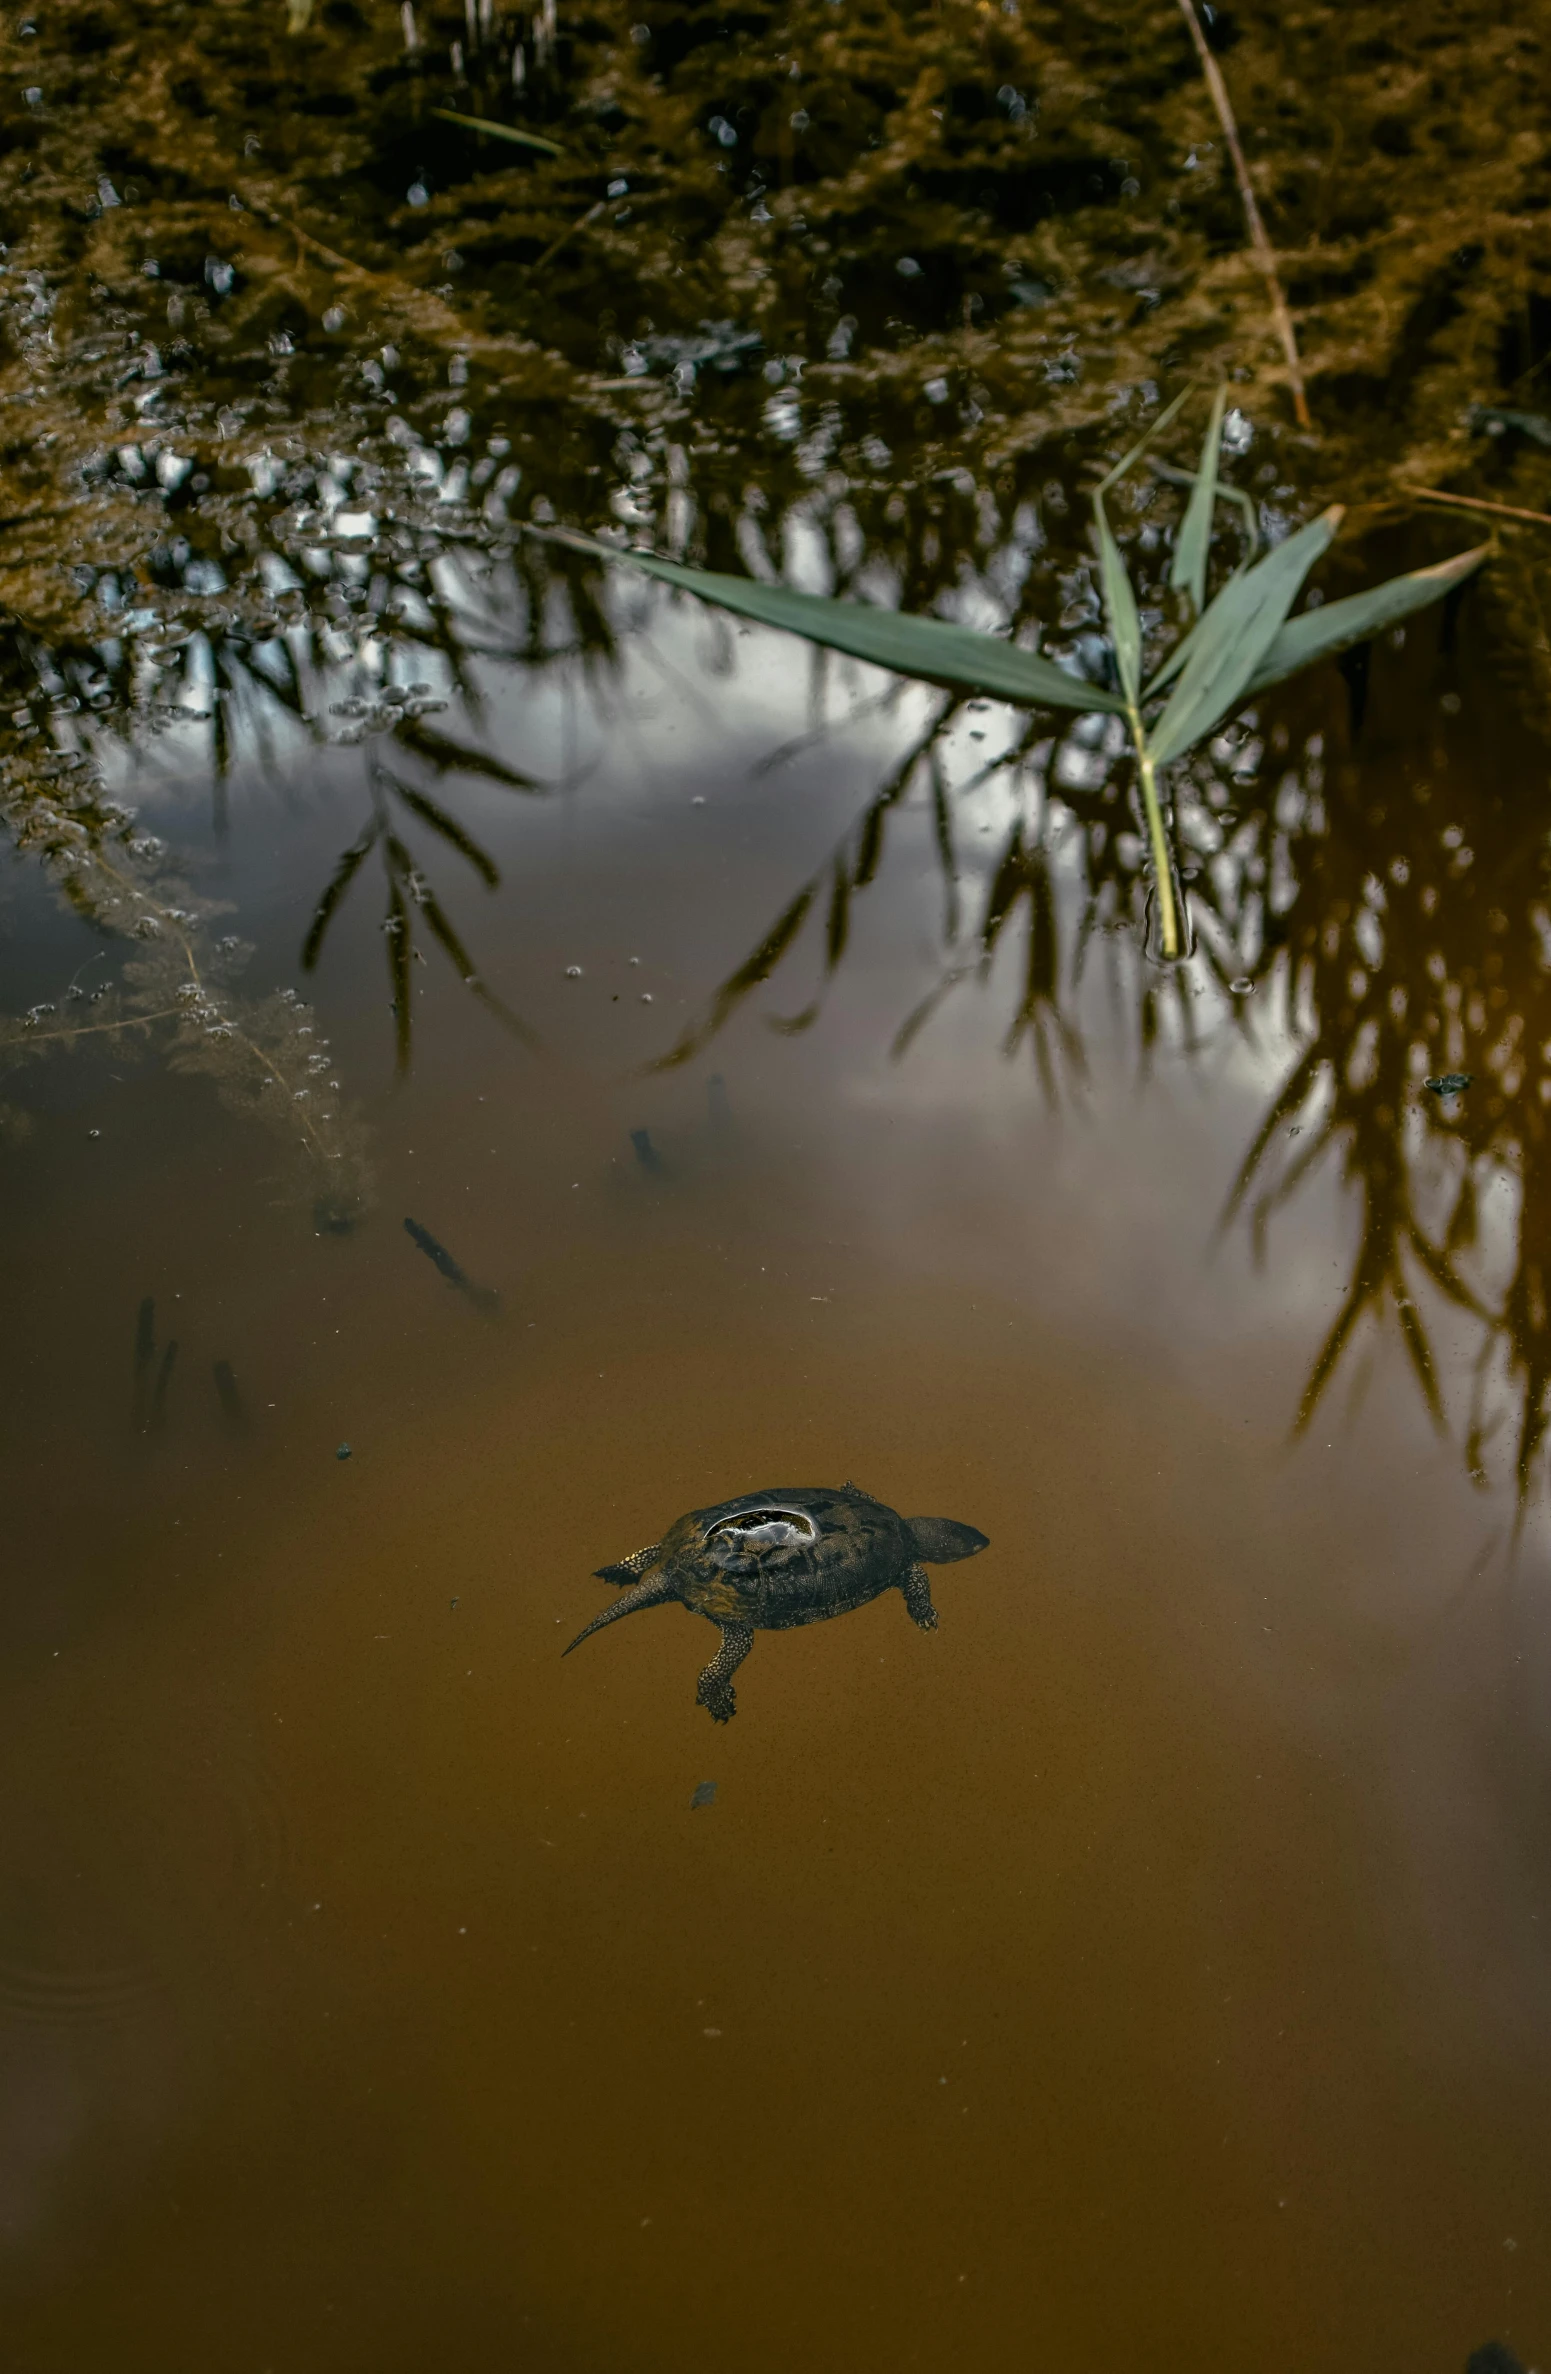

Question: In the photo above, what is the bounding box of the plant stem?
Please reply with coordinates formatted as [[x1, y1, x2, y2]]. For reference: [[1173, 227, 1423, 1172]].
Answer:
[[1413, 486, 1551, 530], [1132, 726, 1182, 960], [1175, 0, 1312, 432]]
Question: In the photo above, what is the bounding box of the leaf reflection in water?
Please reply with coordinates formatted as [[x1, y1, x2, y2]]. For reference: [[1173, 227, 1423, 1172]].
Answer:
[[644, 604, 1551, 1510]]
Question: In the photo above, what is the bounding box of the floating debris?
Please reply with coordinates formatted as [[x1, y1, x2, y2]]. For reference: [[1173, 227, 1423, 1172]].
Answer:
[[690, 1781, 717, 1810], [336, 1442, 353, 1461], [630, 1127, 663, 1173], [1425, 1072, 1473, 1097]]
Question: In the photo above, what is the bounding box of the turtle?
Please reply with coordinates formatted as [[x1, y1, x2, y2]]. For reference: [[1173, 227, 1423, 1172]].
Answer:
[[564, 1482, 989, 1722]]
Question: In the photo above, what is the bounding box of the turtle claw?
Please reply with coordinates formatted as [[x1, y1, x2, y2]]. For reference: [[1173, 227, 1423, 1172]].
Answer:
[[696, 1620, 755, 1723], [901, 1564, 939, 1632]]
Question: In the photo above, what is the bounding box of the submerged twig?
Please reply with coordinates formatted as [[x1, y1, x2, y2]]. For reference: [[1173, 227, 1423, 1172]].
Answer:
[[1413, 488, 1551, 530], [1175, 0, 1312, 430], [533, 198, 607, 275]]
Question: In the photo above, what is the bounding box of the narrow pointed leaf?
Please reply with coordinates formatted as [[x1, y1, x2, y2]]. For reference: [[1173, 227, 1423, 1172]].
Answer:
[[301, 822, 380, 971], [1093, 383, 1194, 498], [430, 106, 564, 156], [1243, 544, 1490, 698], [1148, 506, 1344, 769], [1094, 496, 1141, 706], [557, 534, 1126, 714], [1169, 384, 1227, 617], [1144, 472, 1258, 699], [384, 774, 501, 887]]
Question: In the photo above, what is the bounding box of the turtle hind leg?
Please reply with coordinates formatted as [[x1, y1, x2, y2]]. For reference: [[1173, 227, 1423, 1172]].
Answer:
[[696, 1621, 755, 1723], [900, 1564, 939, 1632]]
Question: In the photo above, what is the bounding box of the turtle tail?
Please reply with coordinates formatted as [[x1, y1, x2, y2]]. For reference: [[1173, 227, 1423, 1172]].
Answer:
[[563, 1570, 680, 1655]]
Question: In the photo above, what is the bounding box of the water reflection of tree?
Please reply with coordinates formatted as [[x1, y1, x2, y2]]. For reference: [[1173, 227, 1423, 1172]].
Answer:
[[643, 587, 1551, 1505]]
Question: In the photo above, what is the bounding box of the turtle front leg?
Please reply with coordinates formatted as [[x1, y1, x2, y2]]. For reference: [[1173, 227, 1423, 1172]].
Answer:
[[900, 1564, 939, 1632], [696, 1621, 755, 1723]]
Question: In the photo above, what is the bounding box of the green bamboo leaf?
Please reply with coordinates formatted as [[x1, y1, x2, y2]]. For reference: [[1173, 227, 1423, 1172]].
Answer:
[[556, 534, 1127, 714], [1169, 384, 1227, 618], [1147, 506, 1344, 769], [1243, 543, 1490, 698], [1094, 497, 1141, 706], [430, 106, 564, 157], [1092, 384, 1194, 498]]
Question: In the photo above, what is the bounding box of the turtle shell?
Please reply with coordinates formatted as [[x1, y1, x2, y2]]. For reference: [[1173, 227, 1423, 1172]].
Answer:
[[665, 1483, 914, 1632]]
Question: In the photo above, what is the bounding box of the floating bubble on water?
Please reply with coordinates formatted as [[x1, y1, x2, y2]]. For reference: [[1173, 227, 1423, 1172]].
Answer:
[[1230, 977, 1253, 996], [565, 964, 583, 978]]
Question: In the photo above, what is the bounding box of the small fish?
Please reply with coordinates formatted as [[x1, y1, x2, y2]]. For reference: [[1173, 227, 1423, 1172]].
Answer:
[[132, 1296, 156, 1433], [150, 1339, 178, 1432], [404, 1217, 500, 1314], [630, 1127, 664, 1173], [212, 1359, 247, 1429], [1425, 1072, 1473, 1097]]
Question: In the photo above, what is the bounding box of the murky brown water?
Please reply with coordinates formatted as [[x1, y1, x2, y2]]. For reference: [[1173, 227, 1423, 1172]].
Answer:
[[8, 1, 1551, 2366], [4, 618, 1551, 2373]]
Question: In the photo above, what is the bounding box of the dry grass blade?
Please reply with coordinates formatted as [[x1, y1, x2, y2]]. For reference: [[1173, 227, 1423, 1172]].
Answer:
[[1412, 489, 1551, 530], [430, 106, 563, 157], [1175, 0, 1311, 430]]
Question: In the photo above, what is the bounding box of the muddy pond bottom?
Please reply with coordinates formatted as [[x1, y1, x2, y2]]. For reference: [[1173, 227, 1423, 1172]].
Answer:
[[1, 643, 1549, 2374]]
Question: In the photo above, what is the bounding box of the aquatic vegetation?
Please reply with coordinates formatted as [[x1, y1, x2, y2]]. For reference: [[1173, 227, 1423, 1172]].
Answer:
[[570, 385, 1487, 957], [0, 761, 372, 1224]]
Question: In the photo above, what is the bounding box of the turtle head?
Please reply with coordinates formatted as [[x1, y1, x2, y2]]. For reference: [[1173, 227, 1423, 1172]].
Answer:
[[907, 1516, 989, 1563], [563, 1567, 681, 1656]]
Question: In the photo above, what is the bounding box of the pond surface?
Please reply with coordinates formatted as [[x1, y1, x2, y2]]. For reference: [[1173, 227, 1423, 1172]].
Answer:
[[5, 4, 1551, 2369]]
